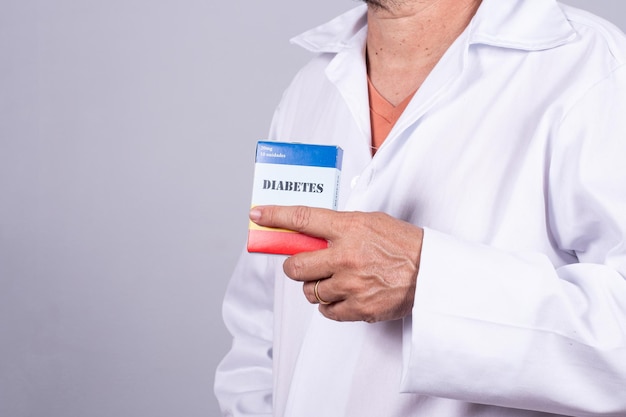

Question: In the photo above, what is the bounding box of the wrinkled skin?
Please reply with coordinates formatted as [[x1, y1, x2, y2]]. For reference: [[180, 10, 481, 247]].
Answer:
[[250, 205, 423, 323]]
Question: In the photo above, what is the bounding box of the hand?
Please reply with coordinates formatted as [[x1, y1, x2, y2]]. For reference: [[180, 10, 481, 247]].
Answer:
[[249, 205, 424, 323]]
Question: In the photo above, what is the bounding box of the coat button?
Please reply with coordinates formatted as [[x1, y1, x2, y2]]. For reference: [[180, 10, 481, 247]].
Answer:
[[350, 176, 360, 189]]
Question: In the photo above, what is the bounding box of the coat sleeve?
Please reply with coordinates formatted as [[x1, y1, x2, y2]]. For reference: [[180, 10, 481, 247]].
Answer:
[[214, 249, 275, 417], [400, 67, 626, 416]]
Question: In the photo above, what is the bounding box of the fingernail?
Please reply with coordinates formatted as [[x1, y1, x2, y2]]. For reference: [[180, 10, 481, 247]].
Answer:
[[249, 207, 262, 222]]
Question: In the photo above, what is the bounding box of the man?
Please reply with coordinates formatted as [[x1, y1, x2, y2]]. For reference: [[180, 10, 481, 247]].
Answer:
[[215, 0, 626, 415]]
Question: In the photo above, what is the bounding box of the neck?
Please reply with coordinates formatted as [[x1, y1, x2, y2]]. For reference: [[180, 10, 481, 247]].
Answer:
[[366, 0, 481, 105]]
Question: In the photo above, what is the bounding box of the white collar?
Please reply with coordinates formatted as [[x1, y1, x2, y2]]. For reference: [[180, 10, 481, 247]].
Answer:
[[291, 0, 576, 53]]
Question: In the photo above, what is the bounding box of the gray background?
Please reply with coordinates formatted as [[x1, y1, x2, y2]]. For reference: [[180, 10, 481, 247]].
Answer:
[[0, 1, 624, 416]]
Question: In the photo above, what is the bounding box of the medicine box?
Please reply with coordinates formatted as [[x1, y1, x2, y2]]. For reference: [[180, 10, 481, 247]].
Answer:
[[247, 141, 343, 255]]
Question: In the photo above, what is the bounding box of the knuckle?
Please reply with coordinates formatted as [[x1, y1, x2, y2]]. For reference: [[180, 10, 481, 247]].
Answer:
[[341, 212, 365, 233], [302, 283, 316, 303], [364, 314, 378, 323], [319, 305, 339, 321], [359, 304, 380, 323], [334, 249, 361, 271], [291, 206, 311, 230], [283, 257, 304, 280]]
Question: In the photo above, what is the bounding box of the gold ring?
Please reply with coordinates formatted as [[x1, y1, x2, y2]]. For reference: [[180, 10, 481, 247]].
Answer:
[[314, 279, 331, 305]]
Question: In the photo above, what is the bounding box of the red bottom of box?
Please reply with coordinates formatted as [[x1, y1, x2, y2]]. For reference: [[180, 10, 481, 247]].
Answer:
[[247, 229, 328, 255]]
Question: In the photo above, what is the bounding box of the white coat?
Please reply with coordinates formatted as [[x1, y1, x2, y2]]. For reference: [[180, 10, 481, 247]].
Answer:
[[215, 0, 626, 416]]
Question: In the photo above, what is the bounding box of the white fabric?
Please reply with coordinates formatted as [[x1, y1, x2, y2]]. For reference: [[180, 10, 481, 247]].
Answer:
[[215, 0, 626, 416]]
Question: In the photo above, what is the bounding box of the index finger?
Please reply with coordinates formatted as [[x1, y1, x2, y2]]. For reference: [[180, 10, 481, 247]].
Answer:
[[249, 205, 340, 241]]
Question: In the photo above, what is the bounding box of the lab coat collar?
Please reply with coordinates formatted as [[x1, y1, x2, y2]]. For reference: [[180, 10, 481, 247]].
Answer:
[[290, 0, 576, 53], [290, 4, 368, 53], [469, 0, 577, 50]]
